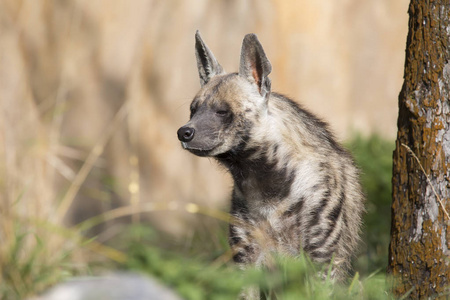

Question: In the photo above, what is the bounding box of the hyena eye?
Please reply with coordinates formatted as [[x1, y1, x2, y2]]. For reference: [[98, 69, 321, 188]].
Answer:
[[216, 110, 229, 116], [190, 107, 197, 118]]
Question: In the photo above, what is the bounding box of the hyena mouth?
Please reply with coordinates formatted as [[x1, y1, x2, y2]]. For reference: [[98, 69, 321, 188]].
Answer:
[[181, 142, 222, 157]]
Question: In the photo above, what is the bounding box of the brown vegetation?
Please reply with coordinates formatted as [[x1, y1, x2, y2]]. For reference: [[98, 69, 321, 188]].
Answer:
[[0, 0, 407, 239]]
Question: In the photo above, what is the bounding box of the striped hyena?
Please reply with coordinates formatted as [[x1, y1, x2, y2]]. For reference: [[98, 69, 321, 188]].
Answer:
[[177, 31, 364, 281]]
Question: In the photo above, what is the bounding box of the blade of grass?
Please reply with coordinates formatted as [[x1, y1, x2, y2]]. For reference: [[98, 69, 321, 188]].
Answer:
[[348, 271, 360, 294], [55, 100, 129, 223], [402, 143, 449, 220], [398, 286, 415, 300], [18, 214, 128, 263], [74, 202, 234, 233]]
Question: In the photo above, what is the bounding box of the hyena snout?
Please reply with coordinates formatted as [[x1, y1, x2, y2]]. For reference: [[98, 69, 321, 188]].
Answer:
[[177, 126, 195, 142]]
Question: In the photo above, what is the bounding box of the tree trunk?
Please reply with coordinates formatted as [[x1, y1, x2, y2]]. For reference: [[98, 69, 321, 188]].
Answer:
[[388, 0, 450, 299]]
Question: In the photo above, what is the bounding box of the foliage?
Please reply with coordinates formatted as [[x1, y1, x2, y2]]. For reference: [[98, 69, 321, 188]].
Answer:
[[346, 134, 394, 275], [119, 224, 391, 300]]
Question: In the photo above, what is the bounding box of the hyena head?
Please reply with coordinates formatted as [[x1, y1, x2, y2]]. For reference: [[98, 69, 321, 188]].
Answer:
[[177, 31, 272, 157]]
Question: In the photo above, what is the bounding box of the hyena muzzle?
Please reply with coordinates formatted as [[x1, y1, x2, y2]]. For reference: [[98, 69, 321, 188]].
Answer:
[[177, 31, 364, 282]]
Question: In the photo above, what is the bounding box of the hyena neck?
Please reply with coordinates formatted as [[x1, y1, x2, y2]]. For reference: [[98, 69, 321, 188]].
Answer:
[[215, 142, 296, 202]]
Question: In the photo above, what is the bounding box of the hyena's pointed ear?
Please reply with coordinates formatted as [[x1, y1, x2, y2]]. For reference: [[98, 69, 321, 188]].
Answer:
[[239, 34, 272, 98], [195, 31, 225, 86]]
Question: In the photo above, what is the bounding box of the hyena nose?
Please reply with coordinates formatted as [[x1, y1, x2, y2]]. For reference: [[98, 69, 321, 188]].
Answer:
[[177, 126, 195, 142]]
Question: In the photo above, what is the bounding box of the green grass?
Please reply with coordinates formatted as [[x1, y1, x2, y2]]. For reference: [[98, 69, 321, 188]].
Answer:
[[0, 221, 78, 299], [116, 225, 391, 300]]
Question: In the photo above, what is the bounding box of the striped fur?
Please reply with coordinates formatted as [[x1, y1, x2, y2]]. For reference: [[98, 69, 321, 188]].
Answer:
[[177, 32, 364, 282]]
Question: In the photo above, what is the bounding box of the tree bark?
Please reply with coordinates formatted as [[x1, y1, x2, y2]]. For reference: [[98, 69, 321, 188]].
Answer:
[[388, 0, 450, 299]]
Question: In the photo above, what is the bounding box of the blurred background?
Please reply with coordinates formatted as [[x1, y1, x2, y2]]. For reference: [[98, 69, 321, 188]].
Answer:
[[0, 0, 408, 298]]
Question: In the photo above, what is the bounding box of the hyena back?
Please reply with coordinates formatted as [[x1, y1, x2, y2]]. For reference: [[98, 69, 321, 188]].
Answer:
[[177, 31, 364, 281]]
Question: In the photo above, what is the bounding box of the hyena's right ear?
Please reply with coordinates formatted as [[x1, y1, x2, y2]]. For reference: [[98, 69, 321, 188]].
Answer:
[[195, 31, 225, 86], [239, 34, 272, 99]]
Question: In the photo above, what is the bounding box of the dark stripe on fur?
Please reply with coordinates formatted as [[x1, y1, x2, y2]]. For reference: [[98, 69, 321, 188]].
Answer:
[[230, 192, 250, 220], [328, 189, 345, 222], [325, 231, 342, 250], [229, 225, 242, 245], [283, 198, 305, 217], [308, 197, 328, 228], [304, 221, 341, 252], [233, 252, 246, 263], [309, 249, 333, 260]]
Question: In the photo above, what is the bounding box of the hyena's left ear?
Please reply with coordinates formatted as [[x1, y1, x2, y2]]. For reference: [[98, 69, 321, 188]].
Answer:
[[239, 34, 272, 99], [195, 30, 225, 86]]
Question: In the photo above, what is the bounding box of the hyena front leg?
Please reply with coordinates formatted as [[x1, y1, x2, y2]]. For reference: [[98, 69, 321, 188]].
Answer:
[[229, 223, 262, 300], [229, 223, 261, 267], [229, 192, 263, 268]]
